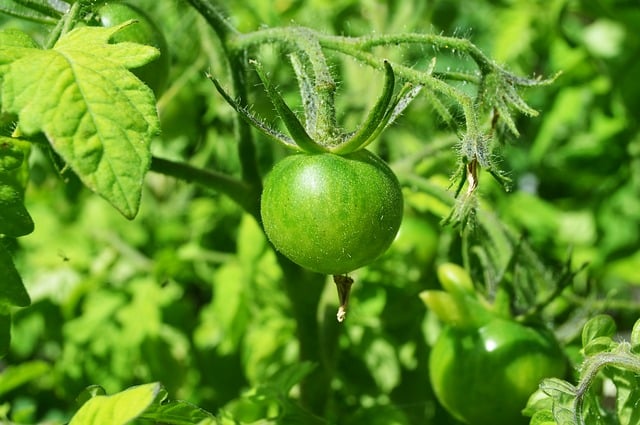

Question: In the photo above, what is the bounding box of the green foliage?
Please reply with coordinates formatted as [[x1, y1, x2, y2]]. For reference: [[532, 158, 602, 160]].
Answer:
[[526, 315, 640, 425], [0, 24, 159, 218], [0, 0, 639, 424], [69, 383, 160, 425]]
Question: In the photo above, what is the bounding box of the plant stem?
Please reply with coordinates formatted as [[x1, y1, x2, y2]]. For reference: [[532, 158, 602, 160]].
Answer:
[[354, 32, 494, 72], [185, 0, 238, 43], [293, 28, 339, 143], [44, 1, 80, 49], [573, 345, 640, 425], [278, 258, 332, 416], [149, 156, 260, 220], [231, 27, 482, 157], [186, 0, 262, 188]]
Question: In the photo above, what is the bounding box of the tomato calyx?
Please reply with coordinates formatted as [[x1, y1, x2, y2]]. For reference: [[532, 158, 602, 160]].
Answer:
[[209, 53, 422, 154]]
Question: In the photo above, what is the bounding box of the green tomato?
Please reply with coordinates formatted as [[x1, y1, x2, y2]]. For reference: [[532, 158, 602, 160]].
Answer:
[[429, 317, 567, 425], [98, 2, 170, 95], [260, 149, 403, 275]]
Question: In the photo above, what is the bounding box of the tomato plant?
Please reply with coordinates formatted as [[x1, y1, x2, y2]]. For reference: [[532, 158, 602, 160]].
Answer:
[[97, 2, 169, 95], [261, 150, 403, 275], [1, 0, 639, 424]]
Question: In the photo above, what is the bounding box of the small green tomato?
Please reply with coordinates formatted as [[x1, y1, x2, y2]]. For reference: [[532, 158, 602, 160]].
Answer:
[[260, 149, 403, 275], [429, 317, 567, 425]]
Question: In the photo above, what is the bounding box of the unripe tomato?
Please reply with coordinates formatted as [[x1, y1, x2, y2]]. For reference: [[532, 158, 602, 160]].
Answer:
[[98, 2, 170, 95], [429, 317, 567, 425], [260, 149, 403, 275]]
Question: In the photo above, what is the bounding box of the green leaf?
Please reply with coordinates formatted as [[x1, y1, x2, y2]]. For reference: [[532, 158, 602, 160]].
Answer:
[[0, 312, 9, 358], [8, 0, 65, 18], [529, 410, 558, 425], [582, 314, 616, 349], [0, 29, 39, 66], [69, 382, 161, 425], [0, 243, 30, 307], [608, 368, 640, 425], [583, 336, 615, 356], [1, 24, 160, 218], [139, 387, 216, 425], [631, 319, 640, 353], [0, 1, 60, 25], [0, 360, 50, 397], [0, 137, 33, 237], [209, 76, 299, 150], [539, 378, 579, 425], [252, 59, 326, 153]]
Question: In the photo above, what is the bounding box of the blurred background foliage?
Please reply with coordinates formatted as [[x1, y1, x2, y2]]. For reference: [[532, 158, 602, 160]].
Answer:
[[1, 0, 639, 423]]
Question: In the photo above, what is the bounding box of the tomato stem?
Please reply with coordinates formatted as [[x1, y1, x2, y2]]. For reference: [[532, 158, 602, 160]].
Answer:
[[187, 0, 262, 187], [333, 275, 354, 323], [149, 156, 261, 220], [43, 1, 80, 49], [278, 259, 334, 415]]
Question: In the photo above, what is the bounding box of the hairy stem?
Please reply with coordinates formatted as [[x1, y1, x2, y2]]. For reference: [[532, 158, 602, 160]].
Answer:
[[573, 346, 640, 425], [149, 156, 260, 220], [231, 27, 483, 155], [185, 0, 238, 42], [43, 1, 80, 49], [293, 28, 339, 142]]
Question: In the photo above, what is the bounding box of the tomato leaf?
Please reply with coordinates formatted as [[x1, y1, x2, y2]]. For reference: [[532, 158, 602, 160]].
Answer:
[[69, 382, 161, 425], [0, 360, 50, 397], [0, 28, 39, 66], [290, 53, 317, 137], [377, 82, 423, 132], [0, 243, 30, 308], [0, 240, 31, 358], [252, 59, 327, 153], [209, 76, 299, 149], [0, 137, 33, 237], [1, 24, 160, 219], [0, 312, 9, 359], [139, 387, 215, 424], [582, 314, 617, 348], [607, 368, 640, 425], [0, 0, 61, 25], [528, 409, 559, 425]]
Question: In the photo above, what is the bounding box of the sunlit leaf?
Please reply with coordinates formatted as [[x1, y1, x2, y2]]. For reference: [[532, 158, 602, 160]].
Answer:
[[1, 24, 160, 218], [0, 137, 32, 237], [69, 382, 161, 425], [140, 387, 216, 425], [0, 360, 50, 396], [582, 314, 616, 348], [0, 243, 30, 307]]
